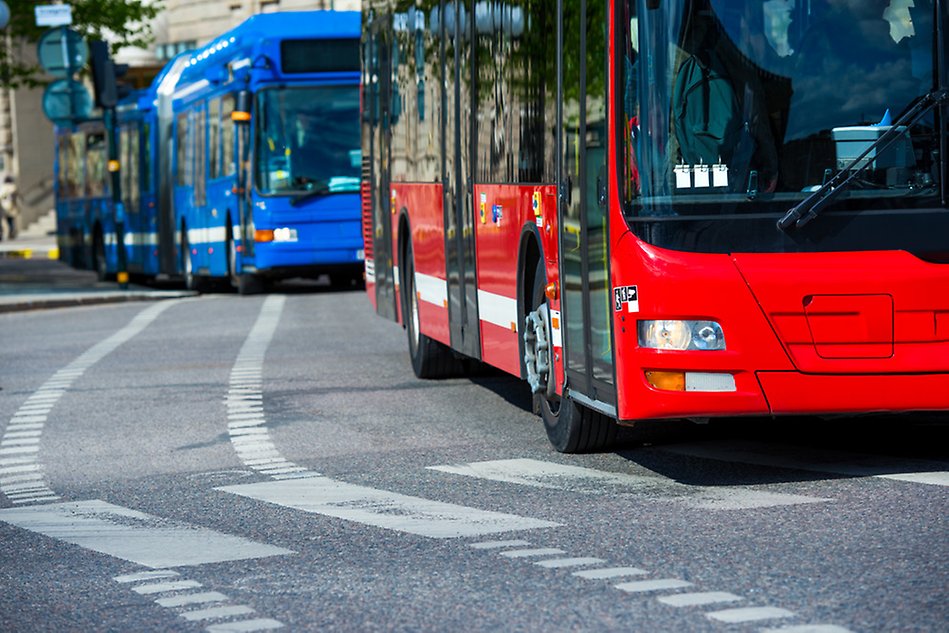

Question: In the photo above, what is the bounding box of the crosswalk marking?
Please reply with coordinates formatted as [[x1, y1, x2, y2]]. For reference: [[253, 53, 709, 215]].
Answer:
[[706, 606, 794, 623], [0, 500, 291, 568], [615, 578, 693, 593], [182, 605, 255, 621], [132, 580, 202, 595], [657, 591, 744, 607], [535, 557, 605, 568], [573, 567, 649, 580], [662, 441, 949, 487], [217, 477, 560, 539], [155, 592, 230, 608], [760, 626, 855, 633], [470, 540, 531, 550], [206, 618, 285, 631], [428, 458, 829, 510], [499, 548, 565, 558]]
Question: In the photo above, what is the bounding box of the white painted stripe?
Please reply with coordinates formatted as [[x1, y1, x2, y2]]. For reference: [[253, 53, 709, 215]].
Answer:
[[217, 477, 560, 539], [535, 557, 605, 568], [188, 225, 228, 245], [0, 500, 291, 568], [428, 458, 829, 510], [470, 540, 531, 550], [0, 474, 45, 484], [573, 567, 649, 579], [114, 570, 180, 584], [657, 591, 744, 607], [1, 301, 179, 505], [156, 592, 230, 608], [664, 441, 949, 487], [706, 606, 794, 623], [499, 548, 565, 558], [226, 296, 318, 480], [182, 605, 255, 621], [132, 580, 203, 595], [760, 626, 855, 633], [415, 271, 448, 307], [477, 288, 518, 331], [206, 618, 284, 632], [615, 579, 693, 593]]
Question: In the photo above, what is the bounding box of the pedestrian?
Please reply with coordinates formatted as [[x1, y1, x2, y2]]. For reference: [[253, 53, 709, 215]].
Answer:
[[0, 175, 20, 240]]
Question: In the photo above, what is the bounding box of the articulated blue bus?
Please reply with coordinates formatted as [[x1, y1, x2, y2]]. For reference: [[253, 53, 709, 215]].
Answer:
[[54, 11, 364, 293]]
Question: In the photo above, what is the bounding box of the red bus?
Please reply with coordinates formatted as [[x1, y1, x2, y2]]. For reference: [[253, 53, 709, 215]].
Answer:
[[361, 0, 949, 452]]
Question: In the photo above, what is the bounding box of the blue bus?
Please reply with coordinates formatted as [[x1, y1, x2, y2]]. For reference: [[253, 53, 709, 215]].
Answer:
[[54, 11, 364, 293]]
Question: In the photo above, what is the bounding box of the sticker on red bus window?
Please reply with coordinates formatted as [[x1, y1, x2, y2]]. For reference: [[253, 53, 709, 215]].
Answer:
[[614, 285, 639, 313]]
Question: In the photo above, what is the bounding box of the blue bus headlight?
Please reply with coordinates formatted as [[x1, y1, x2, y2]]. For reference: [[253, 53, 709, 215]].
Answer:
[[638, 320, 725, 351]]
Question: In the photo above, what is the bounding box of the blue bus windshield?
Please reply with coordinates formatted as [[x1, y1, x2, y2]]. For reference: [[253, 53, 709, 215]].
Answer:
[[255, 86, 361, 196]]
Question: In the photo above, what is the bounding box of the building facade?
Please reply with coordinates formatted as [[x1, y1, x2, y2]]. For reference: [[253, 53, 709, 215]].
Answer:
[[3, 0, 360, 232]]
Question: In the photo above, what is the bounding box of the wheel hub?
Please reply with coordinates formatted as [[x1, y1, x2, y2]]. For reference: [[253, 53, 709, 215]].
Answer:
[[524, 304, 553, 397]]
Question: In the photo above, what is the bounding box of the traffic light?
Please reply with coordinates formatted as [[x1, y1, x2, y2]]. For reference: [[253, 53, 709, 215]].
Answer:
[[89, 40, 117, 108], [89, 40, 131, 108]]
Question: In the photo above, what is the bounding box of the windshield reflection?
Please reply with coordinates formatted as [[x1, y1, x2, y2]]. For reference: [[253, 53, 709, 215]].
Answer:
[[622, 0, 938, 214], [255, 86, 361, 196]]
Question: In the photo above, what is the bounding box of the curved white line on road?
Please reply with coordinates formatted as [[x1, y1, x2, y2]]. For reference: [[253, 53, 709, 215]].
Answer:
[[227, 296, 318, 480], [0, 301, 180, 506]]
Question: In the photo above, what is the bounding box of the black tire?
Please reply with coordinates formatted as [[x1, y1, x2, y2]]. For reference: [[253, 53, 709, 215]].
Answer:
[[181, 227, 207, 292], [226, 220, 239, 290], [526, 259, 617, 453], [237, 273, 268, 295], [93, 230, 112, 281], [403, 241, 461, 379]]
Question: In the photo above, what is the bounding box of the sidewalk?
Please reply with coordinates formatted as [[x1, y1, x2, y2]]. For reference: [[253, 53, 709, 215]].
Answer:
[[0, 211, 195, 313]]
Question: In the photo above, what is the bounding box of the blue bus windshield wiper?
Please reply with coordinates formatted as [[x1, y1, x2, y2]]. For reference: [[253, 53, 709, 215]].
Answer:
[[290, 180, 331, 207], [777, 89, 947, 233]]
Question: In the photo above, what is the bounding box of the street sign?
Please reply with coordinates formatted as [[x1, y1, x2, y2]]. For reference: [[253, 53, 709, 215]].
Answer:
[[35, 4, 73, 27], [42, 78, 92, 127], [37, 27, 88, 78], [0, 2, 11, 30]]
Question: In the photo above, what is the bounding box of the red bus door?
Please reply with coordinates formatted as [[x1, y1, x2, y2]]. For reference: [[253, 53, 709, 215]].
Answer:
[[559, 0, 616, 413], [365, 18, 398, 321], [444, 1, 481, 359]]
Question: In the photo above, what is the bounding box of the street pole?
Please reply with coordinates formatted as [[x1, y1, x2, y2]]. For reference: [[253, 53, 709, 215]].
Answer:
[[104, 106, 128, 289]]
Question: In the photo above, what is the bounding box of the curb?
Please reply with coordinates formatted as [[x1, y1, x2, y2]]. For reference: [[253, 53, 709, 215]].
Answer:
[[0, 247, 60, 260], [0, 291, 196, 314]]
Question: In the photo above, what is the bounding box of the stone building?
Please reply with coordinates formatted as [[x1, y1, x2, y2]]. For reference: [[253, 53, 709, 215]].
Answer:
[[2, 0, 360, 232]]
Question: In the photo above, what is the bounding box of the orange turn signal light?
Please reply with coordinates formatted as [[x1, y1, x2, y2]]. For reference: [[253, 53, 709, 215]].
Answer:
[[254, 229, 274, 242], [107, 160, 120, 173], [645, 370, 686, 391], [232, 111, 251, 122], [545, 282, 558, 300]]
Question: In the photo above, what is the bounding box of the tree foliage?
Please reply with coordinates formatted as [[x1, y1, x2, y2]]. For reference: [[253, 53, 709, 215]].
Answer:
[[2, 0, 163, 88]]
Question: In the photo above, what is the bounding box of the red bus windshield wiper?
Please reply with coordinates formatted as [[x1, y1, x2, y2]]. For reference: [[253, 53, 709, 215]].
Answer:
[[777, 89, 947, 233]]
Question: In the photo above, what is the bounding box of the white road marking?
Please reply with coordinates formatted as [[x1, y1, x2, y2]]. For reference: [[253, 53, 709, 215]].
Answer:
[[0, 500, 291, 568], [0, 301, 179, 505], [573, 567, 649, 580], [217, 477, 560, 539], [206, 618, 285, 632], [226, 296, 318, 480], [132, 580, 203, 595], [114, 570, 180, 584], [182, 605, 256, 621], [615, 579, 693, 593], [761, 626, 855, 633], [155, 592, 230, 608], [428, 458, 829, 510], [535, 557, 605, 568], [706, 606, 795, 623], [470, 540, 532, 550], [657, 591, 744, 607], [499, 548, 566, 558], [663, 441, 949, 487]]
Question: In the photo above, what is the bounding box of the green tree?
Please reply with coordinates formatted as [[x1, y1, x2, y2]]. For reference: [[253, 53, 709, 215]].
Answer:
[[2, 0, 162, 88]]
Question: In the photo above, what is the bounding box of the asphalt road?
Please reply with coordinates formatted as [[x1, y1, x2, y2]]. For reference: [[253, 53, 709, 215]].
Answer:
[[0, 286, 946, 632]]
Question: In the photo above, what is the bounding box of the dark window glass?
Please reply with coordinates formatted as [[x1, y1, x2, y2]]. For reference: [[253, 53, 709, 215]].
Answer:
[[254, 86, 361, 195], [280, 39, 360, 73], [221, 95, 236, 176]]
